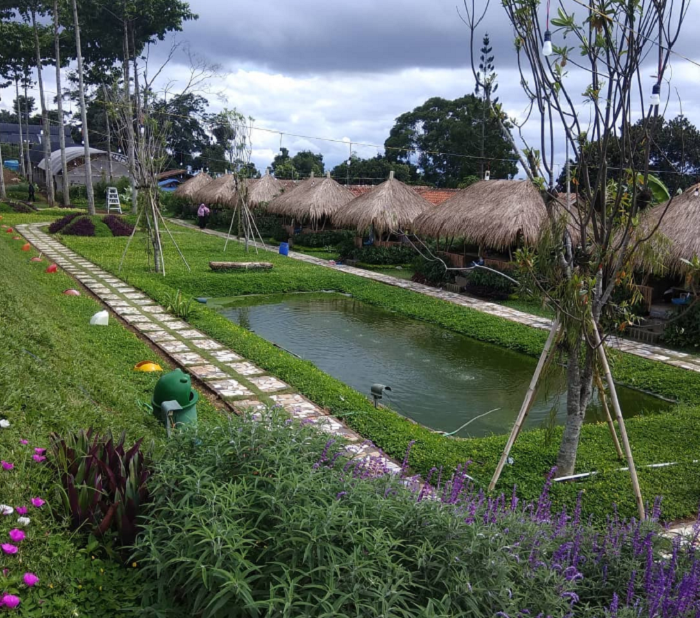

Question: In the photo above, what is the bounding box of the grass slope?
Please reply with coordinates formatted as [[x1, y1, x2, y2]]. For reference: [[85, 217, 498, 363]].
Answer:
[[0, 226, 220, 615]]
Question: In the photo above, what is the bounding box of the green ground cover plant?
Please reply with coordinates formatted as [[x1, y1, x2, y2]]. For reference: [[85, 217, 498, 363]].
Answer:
[[56, 223, 700, 519], [137, 418, 700, 618], [0, 227, 220, 614]]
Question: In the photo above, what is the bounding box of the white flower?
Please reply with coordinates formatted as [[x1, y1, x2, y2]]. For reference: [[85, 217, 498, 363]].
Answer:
[[17, 517, 30, 526], [0, 505, 14, 516], [0, 419, 10, 429]]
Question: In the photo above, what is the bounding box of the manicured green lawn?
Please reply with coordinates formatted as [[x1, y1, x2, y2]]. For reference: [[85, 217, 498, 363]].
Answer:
[[43, 219, 700, 520]]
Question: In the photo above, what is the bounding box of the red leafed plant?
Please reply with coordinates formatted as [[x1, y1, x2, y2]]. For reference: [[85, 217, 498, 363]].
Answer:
[[49, 429, 153, 548]]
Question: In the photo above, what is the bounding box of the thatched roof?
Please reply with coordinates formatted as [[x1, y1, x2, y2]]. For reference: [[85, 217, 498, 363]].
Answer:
[[173, 173, 212, 201], [638, 183, 700, 276], [266, 172, 355, 222], [246, 172, 286, 207], [332, 172, 433, 234], [195, 174, 239, 207], [412, 180, 547, 250]]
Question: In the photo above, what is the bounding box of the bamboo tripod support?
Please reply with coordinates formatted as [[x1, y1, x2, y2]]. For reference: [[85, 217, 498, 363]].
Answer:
[[592, 323, 646, 520], [595, 372, 624, 460], [488, 318, 561, 492]]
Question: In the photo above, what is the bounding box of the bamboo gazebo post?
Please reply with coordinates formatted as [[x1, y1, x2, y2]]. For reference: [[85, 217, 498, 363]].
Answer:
[[489, 317, 561, 491]]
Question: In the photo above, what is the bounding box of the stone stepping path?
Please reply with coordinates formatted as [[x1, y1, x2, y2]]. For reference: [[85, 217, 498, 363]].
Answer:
[[16, 222, 401, 475], [169, 218, 700, 376]]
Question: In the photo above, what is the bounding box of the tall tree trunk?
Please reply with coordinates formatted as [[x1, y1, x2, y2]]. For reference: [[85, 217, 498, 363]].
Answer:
[[16, 78, 26, 178], [23, 82, 33, 184], [0, 140, 6, 199], [53, 0, 70, 207], [103, 85, 114, 181], [556, 339, 595, 476], [71, 0, 95, 214], [131, 27, 142, 214], [122, 20, 138, 215], [32, 10, 55, 207]]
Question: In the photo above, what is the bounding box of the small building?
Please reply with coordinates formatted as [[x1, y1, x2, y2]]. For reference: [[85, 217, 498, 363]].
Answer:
[[35, 147, 131, 188]]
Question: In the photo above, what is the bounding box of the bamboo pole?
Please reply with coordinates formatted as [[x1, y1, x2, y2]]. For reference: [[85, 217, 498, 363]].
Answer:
[[595, 372, 624, 460], [592, 322, 645, 519], [489, 317, 561, 491]]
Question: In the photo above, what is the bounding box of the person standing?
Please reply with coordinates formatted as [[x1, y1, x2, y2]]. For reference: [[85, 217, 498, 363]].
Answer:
[[197, 203, 211, 230], [28, 182, 35, 203]]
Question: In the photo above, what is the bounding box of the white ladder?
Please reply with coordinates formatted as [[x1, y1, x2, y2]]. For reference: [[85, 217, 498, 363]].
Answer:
[[106, 187, 122, 214]]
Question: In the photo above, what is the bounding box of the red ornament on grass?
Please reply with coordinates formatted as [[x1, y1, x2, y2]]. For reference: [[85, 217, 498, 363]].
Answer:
[[30, 257, 43, 263], [63, 289, 81, 296], [45, 264, 58, 274], [21, 244, 31, 251]]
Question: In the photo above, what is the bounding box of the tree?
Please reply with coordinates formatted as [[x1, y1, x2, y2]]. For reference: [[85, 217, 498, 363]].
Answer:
[[384, 95, 518, 187], [152, 93, 209, 169], [462, 0, 692, 516], [270, 148, 324, 179], [476, 34, 498, 180], [330, 154, 417, 185]]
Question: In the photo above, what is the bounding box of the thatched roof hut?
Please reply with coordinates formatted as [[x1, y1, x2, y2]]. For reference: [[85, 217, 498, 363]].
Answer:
[[413, 180, 547, 251], [332, 171, 433, 234], [266, 172, 355, 223], [195, 174, 238, 207], [246, 171, 285, 207], [173, 173, 212, 201], [639, 183, 700, 276]]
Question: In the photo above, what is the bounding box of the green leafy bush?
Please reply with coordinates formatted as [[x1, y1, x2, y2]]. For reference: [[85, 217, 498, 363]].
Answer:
[[412, 255, 454, 285], [466, 266, 517, 299], [294, 229, 354, 248], [162, 288, 194, 320], [664, 303, 700, 349], [341, 244, 416, 265]]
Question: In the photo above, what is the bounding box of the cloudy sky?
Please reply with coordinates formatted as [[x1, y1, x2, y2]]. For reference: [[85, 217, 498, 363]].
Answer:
[[5, 0, 700, 177]]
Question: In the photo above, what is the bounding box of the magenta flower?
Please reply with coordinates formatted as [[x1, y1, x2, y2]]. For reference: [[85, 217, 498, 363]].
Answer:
[[0, 593, 21, 608], [1, 461, 14, 471], [1, 544, 18, 555], [23, 572, 39, 587], [30, 498, 44, 508], [34, 448, 46, 456], [8, 529, 25, 543], [32, 455, 46, 463], [19, 440, 28, 446], [15, 507, 27, 516]]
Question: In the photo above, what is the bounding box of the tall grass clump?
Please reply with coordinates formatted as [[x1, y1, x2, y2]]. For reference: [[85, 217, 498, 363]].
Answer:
[[136, 414, 700, 617]]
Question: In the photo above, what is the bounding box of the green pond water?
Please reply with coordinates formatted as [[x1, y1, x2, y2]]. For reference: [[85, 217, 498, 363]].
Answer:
[[211, 293, 671, 438]]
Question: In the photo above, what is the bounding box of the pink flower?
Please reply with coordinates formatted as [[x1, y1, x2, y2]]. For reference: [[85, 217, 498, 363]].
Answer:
[[34, 448, 46, 456], [32, 455, 46, 463], [19, 440, 28, 446], [30, 498, 44, 508], [15, 507, 27, 516], [23, 572, 39, 587], [8, 530, 25, 543], [0, 593, 21, 608], [1, 544, 18, 555], [1, 461, 14, 471]]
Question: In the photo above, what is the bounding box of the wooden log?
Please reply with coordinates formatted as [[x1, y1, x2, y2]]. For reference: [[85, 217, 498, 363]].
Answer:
[[209, 261, 274, 271]]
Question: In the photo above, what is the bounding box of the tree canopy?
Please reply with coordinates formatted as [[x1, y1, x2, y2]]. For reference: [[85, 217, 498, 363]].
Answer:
[[330, 154, 417, 185], [384, 95, 518, 188], [271, 148, 325, 179]]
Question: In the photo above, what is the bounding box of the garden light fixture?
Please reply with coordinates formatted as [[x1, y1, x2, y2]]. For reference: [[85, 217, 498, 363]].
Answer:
[[694, 186, 699, 198]]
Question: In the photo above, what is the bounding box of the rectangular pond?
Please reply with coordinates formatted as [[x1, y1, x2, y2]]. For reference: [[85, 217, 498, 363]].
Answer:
[[210, 293, 671, 438]]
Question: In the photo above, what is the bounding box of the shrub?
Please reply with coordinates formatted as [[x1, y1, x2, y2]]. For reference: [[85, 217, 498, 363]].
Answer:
[[294, 230, 354, 248], [664, 303, 700, 349], [103, 215, 135, 237], [50, 428, 152, 548], [341, 244, 416, 265], [162, 288, 193, 320], [412, 255, 454, 285], [49, 212, 82, 234], [466, 266, 517, 299], [62, 216, 96, 237], [138, 418, 699, 618]]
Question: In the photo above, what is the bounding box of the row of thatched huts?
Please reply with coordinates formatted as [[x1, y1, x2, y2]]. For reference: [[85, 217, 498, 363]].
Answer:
[[174, 170, 700, 277]]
